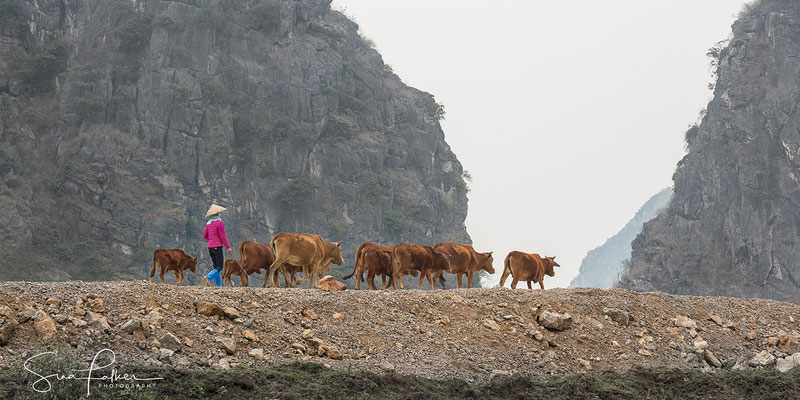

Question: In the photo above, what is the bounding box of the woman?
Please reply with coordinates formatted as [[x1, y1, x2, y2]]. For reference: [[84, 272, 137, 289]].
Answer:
[[202, 204, 233, 286]]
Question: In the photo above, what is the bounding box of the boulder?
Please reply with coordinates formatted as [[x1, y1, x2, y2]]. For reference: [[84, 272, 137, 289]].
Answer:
[[673, 315, 696, 329], [603, 308, 630, 326], [16, 306, 35, 323], [536, 311, 573, 331], [318, 276, 346, 291], [120, 318, 141, 334], [34, 311, 57, 341], [222, 307, 241, 320], [704, 349, 722, 368], [159, 332, 182, 352], [749, 350, 777, 367], [0, 319, 15, 345], [248, 348, 265, 360], [243, 330, 258, 341], [196, 302, 224, 317], [776, 353, 800, 373], [86, 311, 111, 332], [158, 348, 175, 359], [217, 338, 236, 355]]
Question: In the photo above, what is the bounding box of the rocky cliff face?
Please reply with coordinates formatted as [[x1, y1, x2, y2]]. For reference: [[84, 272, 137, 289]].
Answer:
[[569, 188, 671, 289], [0, 0, 469, 282], [619, 0, 800, 303]]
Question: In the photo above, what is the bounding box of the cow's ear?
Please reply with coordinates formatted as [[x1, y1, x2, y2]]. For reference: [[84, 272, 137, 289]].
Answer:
[[193, 257, 198, 261], [487, 251, 493, 256], [336, 242, 342, 247]]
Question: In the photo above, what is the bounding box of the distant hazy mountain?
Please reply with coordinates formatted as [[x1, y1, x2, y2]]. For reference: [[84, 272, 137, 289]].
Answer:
[[569, 188, 672, 289]]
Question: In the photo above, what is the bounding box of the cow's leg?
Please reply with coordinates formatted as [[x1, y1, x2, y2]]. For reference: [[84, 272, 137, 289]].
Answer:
[[265, 259, 284, 288], [179, 269, 185, 286], [510, 277, 519, 289], [427, 273, 436, 290], [456, 273, 463, 289], [527, 280, 533, 290], [306, 266, 315, 289], [160, 269, 167, 284], [539, 280, 545, 290], [241, 273, 249, 287], [173, 270, 180, 286], [417, 273, 426, 290], [466, 271, 475, 289], [367, 271, 377, 290], [381, 275, 388, 289]]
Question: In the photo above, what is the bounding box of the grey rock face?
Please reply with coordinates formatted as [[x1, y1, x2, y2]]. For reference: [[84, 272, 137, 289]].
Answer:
[[569, 188, 672, 289], [0, 0, 468, 283], [620, 0, 800, 302]]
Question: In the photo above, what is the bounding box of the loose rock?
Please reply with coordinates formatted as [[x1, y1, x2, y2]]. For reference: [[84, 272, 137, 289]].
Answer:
[[195, 302, 224, 317], [749, 350, 777, 367], [217, 338, 236, 355], [537, 311, 573, 331], [603, 308, 630, 326], [776, 353, 800, 373]]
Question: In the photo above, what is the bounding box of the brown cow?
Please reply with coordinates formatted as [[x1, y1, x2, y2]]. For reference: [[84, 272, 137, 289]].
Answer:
[[344, 242, 401, 290], [499, 251, 560, 290], [149, 248, 197, 286], [224, 241, 303, 287], [221, 259, 244, 287], [390, 243, 452, 290], [266, 233, 344, 288], [432, 243, 494, 289], [342, 243, 419, 290]]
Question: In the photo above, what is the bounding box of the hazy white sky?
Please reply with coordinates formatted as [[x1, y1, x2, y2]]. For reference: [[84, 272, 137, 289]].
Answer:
[[331, 0, 749, 288]]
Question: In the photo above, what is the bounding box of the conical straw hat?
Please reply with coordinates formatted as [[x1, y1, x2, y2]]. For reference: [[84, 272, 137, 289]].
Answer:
[[205, 204, 226, 217]]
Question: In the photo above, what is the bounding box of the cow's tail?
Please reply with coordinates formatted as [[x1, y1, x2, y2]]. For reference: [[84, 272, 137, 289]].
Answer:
[[149, 252, 158, 278], [343, 243, 365, 280], [387, 247, 400, 289], [499, 253, 512, 287], [239, 241, 248, 269]]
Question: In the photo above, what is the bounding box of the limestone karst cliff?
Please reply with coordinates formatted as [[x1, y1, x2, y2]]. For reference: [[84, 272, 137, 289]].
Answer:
[[620, 0, 800, 303], [0, 0, 469, 282]]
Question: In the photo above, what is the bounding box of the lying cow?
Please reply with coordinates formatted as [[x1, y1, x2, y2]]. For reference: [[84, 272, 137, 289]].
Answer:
[[343, 242, 419, 290], [432, 243, 494, 289], [266, 233, 344, 288], [390, 243, 451, 290], [149, 248, 197, 286], [499, 251, 560, 290], [224, 241, 303, 287]]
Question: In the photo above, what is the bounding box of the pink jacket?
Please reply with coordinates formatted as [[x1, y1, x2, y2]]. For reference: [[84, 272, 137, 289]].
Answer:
[[202, 219, 231, 249]]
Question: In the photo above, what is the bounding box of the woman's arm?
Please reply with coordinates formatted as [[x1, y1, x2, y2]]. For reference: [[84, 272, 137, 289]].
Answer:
[[217, 222, 231, 250]]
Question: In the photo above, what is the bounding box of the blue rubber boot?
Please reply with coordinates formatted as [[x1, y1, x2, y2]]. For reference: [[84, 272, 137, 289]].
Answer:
[[213, 269, 222, 286], [205, 269, 220, 287]]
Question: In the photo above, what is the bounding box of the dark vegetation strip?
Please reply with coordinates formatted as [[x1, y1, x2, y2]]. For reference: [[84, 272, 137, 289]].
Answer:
[[1, 360, 799, 400]]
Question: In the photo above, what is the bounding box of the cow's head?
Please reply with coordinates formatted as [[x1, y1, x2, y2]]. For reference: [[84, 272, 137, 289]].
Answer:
[[480, 251, 495, 274], [331, 242, 344, 265], [188, 256, 198, 273], [544, 256, 559, 277]]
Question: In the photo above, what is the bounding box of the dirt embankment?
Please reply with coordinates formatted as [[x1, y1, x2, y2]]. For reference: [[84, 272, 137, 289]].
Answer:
[[1, 281, 799, 381]]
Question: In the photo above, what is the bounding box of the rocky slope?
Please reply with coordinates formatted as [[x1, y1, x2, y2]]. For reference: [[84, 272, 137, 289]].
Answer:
[[569, 188, 672, 289], [1, 281, 800, 382], [0, 0, 469, 283], [620, 0, 800, 303]]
